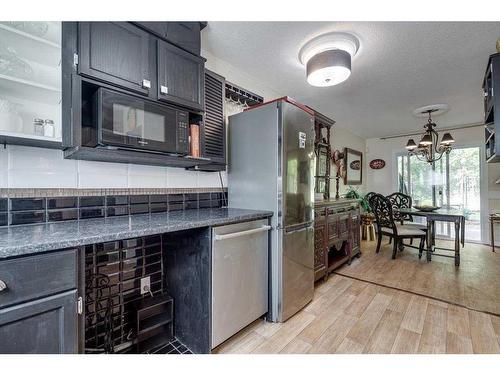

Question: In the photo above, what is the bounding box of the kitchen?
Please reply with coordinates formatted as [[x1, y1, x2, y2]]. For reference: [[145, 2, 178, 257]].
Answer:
[[1, 2, 500, 369]]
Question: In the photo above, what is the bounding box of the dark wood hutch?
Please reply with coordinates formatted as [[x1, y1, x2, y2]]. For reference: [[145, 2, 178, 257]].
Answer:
[[309, 108, 361, 282]]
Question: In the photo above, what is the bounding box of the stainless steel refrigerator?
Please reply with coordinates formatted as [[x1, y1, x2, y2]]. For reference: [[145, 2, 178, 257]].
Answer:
[[228, 97, 315, 322]]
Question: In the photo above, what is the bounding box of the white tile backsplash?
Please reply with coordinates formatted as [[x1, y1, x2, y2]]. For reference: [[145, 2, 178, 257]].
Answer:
[[128, 164, 168, 188], [198, 171, 222, 188], [3, 145, 223, 189], [7, 146, 77, 188], [166, 167, 198, 188], [0, 148, 7, 188], [77, 160, 128, 188]]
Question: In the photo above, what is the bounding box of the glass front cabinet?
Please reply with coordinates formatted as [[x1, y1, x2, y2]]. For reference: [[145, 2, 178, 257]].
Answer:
[[0, 22, 62, 147]]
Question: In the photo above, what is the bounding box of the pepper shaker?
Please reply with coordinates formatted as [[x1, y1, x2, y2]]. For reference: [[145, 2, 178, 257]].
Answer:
[[33, 118, 44, 136]]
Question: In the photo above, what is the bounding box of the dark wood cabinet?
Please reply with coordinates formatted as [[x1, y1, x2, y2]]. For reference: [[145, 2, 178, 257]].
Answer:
[[0, 290, 78, 354], [314, 199, 361, 282], [314, 208, 327, 280], [201, 70, 226, 167], [134, 22, 203, 56], [0, 249, 79, 354], [484, 53, 500, 162], [78, 22, 154, 96], [157, 40, 205, 111]]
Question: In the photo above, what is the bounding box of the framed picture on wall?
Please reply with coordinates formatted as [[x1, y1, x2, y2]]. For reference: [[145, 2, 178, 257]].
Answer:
[[344, 147, 363, 185]]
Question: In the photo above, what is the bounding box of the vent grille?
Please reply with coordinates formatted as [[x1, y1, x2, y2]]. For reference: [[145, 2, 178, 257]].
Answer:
[[204, 72, 225, 160]]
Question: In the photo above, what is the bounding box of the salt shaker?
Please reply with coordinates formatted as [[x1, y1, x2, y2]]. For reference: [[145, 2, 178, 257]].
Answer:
[[43, 119, 54, 138], [33, 118, 44, 136]]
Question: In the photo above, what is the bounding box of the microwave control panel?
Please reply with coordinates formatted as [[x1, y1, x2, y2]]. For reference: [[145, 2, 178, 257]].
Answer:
[[177, 111, 189, 154]]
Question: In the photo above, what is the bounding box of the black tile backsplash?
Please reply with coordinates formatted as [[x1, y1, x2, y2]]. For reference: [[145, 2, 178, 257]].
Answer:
[[150, 202, 168, 213], [0, 212, 7, 226], [11, 211, 46, 225], [10, 198, 46, 211], [150, 195, 168, 203], [79, 196, 105, 207], [107, 205, 129, 217], [0, 192, 226, 227], [168, 202, 184, 212], [80, 207, 105, 219], [47, 197, 78, 209], [130, 195, 149, 204], [130, 204, 149, 215], [167, 194, 183, 203], [106, 195, 129, 206], [0, 198, 7, 212], [48, 209, 79, 222]]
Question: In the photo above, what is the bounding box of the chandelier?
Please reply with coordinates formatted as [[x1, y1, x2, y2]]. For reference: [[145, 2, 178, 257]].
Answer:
[[405, 109, 455, 163]]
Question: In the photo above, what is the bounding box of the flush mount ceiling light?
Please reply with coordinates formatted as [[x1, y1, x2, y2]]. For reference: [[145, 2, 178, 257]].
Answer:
[[298, 32, 360, 87]]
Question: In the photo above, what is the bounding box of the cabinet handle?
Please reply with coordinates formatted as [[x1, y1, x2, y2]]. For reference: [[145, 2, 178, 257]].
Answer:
[[160, 85, 169, 95], [214, 225, 271, 241], [0, 279, 7, 292], [142, 79, 151, 89]]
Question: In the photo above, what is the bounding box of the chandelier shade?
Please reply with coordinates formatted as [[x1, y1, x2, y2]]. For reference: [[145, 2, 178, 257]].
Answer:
[[440, 132, 455, 145], [405, 139, 417, 150]]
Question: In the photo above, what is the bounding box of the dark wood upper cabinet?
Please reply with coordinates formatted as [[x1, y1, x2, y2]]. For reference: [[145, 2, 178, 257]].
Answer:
[[78, 22, 154, 96], [157, 40, 205, 111], [134, 22, 202, 56], [165, 22, 201, 56], [202, 70, 226, 165]]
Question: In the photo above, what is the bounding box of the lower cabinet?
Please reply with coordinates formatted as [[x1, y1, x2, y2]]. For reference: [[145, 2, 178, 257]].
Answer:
[[0, 249, 79, 354], [314, 200, 361, 282], [0, 290, 78, 354]]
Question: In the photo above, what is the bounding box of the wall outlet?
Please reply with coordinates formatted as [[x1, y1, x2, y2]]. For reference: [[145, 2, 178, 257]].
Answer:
[[140, 276, 151, 295]]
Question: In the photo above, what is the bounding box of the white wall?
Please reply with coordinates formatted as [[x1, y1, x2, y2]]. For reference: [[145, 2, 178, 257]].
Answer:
[[330, 127, 367, 197], [365, 125, 500, 243]]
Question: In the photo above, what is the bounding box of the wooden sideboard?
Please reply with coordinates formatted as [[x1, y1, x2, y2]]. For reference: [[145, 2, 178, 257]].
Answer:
[[314, 199, 361, 282]]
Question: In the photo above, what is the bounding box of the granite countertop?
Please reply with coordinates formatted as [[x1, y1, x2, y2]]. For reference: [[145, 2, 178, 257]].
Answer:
[[0, 208, 273, 259]]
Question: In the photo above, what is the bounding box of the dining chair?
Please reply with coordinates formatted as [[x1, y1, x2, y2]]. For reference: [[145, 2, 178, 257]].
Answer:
[[369, 194, 426, 260], [386, 192, 428, 245]]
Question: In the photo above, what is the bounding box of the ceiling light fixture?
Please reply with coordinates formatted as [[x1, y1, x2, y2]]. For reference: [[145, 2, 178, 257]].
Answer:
[[299, 32, 359, 87], [405, 107, 455, 164]]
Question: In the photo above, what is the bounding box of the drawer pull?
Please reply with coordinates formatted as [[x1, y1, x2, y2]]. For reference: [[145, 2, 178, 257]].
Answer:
[[214, 225, 271, 241], [0, 279, 7, 292]]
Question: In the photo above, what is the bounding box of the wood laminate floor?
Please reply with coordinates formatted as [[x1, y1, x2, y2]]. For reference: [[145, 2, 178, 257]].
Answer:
[[214, 240, 500, 354], [336, 239, 500, 316], [214, 274, 500, 354]]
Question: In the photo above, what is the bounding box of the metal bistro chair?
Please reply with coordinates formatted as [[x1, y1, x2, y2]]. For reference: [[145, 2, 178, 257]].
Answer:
[[369, 194, 427, 260]]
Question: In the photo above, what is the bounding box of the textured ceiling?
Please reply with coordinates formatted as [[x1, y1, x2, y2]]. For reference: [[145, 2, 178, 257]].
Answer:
[[201, 22, 500, 138]]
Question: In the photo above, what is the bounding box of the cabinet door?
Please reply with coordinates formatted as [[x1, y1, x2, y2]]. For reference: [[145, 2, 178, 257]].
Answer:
[[157, 40, 205, 111], [165, 22, 201, 56], [202, 70, 226, 164], [350, 210, 361, 251], [0, 290, 78, 354], [314, 223, 327, 272], [79, 22, 153, 95]]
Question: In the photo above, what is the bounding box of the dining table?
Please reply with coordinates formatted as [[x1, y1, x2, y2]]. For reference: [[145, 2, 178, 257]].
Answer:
[[396, 208, 465, 266]]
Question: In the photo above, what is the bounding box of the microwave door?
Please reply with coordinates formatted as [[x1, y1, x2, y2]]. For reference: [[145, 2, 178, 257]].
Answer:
[[97, 88, 179, 154]]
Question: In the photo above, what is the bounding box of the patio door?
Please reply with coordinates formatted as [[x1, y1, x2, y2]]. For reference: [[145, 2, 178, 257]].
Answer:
[[396, 146, 482, 242]]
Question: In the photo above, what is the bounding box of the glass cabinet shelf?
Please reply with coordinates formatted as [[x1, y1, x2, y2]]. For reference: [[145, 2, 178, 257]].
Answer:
[[0, 21, 62, 145]]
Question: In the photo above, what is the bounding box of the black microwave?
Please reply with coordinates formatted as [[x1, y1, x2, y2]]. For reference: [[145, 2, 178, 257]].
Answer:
[[93, 88, 189, 155]]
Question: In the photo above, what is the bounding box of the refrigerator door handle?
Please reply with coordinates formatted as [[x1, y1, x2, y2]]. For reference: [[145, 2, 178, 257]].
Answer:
[[214, 225, 272, 241], [284, 221, 314, 234]]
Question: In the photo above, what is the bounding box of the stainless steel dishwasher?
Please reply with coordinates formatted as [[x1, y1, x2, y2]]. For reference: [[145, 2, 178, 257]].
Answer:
[[211, 219, 271, 349]]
